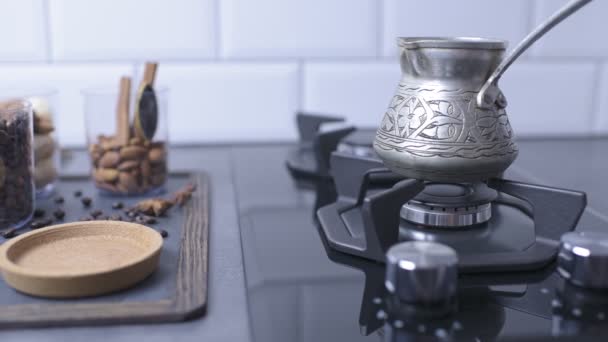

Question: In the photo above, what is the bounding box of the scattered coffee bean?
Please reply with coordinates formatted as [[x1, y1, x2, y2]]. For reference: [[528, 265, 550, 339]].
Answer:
[[81, 197, 92, 207], [33, 208, 45, 218], [140, 215, 157, 224], [90, 209, 103, 218], [54, 196, 64, 204], [125, 209, 137, 218], [30, 219, 53, 230], [2, 231, 16, 239], [112, 201, 124, 210], [1, 228, 18, 239], [53, 209, 65, 220], [74, 190, 82, 197], [159, 229, 168, 238], [109, 214, 122, 221]]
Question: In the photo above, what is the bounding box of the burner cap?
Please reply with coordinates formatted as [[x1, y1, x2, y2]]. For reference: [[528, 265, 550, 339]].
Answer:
[[401, 182, 497, 228], [336, 128, 376, 158]]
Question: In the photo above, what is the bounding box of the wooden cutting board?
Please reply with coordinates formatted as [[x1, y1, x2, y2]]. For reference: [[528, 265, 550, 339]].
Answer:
[[0, 172, 209, 328]]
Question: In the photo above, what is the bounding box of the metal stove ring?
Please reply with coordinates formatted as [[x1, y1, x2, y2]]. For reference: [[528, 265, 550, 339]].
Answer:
[[401, 202, 492, 228]]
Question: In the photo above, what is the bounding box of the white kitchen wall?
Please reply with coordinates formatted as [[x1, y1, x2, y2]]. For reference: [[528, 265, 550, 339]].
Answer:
[[0, 0, 604, 146]]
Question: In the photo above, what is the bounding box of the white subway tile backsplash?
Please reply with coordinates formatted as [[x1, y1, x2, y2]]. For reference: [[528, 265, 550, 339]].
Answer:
[[220, 0, 377, 58], [532, 0, 605, 57], [382, 0, 529, 56], [303, 62, 400, 128], [49, 0, 216, 61], [500, 61, 596, 136], [148, 63, 298, 143], [0, 0, 601, 144], [0, 0, 46, 61], [0, 64, 133, 146]]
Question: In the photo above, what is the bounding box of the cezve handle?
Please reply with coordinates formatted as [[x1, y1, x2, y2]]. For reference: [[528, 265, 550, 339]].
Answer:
[[477, 0, 593, 109]]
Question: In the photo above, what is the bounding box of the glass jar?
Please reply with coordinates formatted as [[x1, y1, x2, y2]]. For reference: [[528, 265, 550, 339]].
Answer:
[[0, 89, 59, 198], [0, 100, 34, 229], [82, 87, 168, 196]]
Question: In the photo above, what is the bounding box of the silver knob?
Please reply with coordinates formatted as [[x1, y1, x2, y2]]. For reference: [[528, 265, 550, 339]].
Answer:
[[558, 231, 608, 289], [385, 241, 458, 304]]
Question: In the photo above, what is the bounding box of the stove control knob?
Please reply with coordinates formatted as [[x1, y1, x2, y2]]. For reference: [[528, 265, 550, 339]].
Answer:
[[385, 241, 458, 304], [558, 232, 608, 289]]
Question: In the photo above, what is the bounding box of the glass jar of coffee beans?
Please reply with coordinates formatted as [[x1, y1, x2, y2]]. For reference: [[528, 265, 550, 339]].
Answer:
[[0, 100, 34, 230]]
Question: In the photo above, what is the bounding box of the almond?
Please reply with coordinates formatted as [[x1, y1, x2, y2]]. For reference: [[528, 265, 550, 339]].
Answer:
[[117, 160, 139, 171], [148, 147, 166, 163], [99, 151, 120, 168], [120, 145, 147, 160]]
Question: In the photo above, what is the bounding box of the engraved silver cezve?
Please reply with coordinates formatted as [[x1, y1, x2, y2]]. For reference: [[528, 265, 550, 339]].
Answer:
[[373, 0, 592, 183]]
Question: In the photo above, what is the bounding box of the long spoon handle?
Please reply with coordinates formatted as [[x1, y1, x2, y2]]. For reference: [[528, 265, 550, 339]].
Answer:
[[477, 0, 593, 108]]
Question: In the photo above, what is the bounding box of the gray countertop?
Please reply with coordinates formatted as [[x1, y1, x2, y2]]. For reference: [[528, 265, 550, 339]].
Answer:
[[2, 138, 608, 341], [1, 146, 251, 342]]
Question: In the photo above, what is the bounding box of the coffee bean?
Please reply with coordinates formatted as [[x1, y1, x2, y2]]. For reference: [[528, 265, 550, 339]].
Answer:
[[125, 209, 136, 218], [33, 208, 45, 218], [159, 229, 168, 238], [1, 228, 18, 239], [79, 215, 93, 221], [109, 214, 122, 221], [81, 197, 92, 207], [53, 209, 65, 220], [112, 201, 124, 209], [90, 210, 103, 218], [54, 196, 64, 204], [140, 215, 157, 224], [30, 219, 53, 230], [74, 190, 82, 197]]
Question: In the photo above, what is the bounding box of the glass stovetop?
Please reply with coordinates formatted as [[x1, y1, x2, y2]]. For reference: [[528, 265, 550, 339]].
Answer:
[[231, 141, 608, 342]]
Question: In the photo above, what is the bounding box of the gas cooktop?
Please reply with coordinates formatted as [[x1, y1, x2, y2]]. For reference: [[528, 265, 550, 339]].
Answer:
[[232, 114, 608, 341]]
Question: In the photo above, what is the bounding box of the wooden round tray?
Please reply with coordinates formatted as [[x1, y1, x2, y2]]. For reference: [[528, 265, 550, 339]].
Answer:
[[0, 221, 163, 298]]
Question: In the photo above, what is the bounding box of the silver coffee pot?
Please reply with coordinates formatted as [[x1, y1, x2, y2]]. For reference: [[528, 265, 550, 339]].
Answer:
[[374, 0, 592, 182]]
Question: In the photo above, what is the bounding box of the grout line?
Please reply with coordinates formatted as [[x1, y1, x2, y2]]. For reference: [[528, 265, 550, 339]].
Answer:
[[297, 59, 304, 110], [214, 0, 222, 60], [42, 0, 53, 63], [376, 0, 384, 58], [590, 62, 604, 135], [10, 56, 400, 65], [523, 0, 538, 56]]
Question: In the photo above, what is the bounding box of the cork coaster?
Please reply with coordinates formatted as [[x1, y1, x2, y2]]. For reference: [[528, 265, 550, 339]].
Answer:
[[0, 221, 162, 298]]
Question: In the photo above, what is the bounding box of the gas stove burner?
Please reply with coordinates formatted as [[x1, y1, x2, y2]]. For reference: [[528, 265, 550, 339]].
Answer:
[[336, 129, 376, 159], [401, 183, 497, 228], [285, 112, 377, 180], [316, 151, 587, 273]]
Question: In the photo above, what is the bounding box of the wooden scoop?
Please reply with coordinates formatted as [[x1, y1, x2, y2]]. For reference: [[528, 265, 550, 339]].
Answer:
[[133, 62, 159, 141], [115, 76, 131, 145]]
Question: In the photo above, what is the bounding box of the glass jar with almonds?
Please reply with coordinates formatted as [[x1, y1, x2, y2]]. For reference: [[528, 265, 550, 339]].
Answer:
[[83, 78, 168, 196]]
